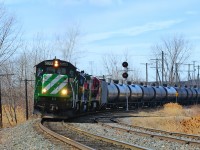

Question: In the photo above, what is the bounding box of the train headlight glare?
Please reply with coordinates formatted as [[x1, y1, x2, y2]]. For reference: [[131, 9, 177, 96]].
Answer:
[[42, 88, 47, 93], [61, 89, 67, 95], [53, 60, 59, 67]]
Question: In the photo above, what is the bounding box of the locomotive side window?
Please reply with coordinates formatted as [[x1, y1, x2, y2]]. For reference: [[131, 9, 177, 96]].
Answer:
[[37, 68, 43, 77], [69, 70, 74, 77]]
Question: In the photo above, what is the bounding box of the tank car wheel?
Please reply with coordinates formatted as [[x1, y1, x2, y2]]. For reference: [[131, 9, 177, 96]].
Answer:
[[82, 102, 88, 112], [76, 102, 81, 112]]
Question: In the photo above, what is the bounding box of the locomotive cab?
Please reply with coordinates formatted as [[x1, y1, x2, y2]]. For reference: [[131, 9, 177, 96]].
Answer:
[[34, 58, 77, 114]]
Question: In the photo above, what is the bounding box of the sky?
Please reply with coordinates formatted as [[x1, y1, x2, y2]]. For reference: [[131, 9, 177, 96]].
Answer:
[[3, 0, 200, 81]]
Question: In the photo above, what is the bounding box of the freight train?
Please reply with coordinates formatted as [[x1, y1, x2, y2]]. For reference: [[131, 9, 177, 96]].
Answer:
[[34, 58, 200, 115]]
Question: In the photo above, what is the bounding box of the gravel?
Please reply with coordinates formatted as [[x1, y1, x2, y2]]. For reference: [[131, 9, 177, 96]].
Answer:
[[0, 119, 66, 150], [68, 119, 200, 150], [1, 116, 200, 150]]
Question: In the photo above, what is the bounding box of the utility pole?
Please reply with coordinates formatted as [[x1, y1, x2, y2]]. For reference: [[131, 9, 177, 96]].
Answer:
[[22, 78, 34, 120], [162, 51, 164, 85], [0, 73, 14, 128], [184, 63, 193, 86], [150, 58, 161, 84], [193, 61, 196, 81], [175, 63, 178, 85], [156, 59, 158, 83], [25, 79, 28, 120], [187, 64, 192, 81], [141, 63, 151, 85], [197, 65, 200, 88], [146, 63, 148, 85]]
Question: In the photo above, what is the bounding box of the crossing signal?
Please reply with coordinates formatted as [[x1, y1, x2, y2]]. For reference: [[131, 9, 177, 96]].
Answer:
[[122, 61, 128, 79]]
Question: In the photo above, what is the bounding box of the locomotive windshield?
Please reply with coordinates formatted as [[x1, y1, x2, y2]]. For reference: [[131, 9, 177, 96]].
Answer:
[[36, 67, 67, 77]]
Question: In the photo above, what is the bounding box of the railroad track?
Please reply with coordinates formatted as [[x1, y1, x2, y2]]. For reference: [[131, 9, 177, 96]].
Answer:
[[112, 118, 200, 141], [39, 119, 149, 150], [94, 117, 200, 147], [39, 119, 92, 150]]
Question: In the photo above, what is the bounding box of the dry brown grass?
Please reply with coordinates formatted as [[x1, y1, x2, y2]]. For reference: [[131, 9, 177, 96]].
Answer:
[[162, 103, 184, 116], [130, 103, 200, 135], [2, 104, 26, 128], [180, 116, 200, 134]]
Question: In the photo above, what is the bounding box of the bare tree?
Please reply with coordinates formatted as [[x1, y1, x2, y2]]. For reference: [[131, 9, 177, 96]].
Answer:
[[151, 34, 192, 85], [1, 61, 24, 126], [103, 53, 121, 79], [30, 33, 53, 65], [0, 3, 23, 127], [0, 4, 21, 66], [102, 50, 142, 82], [54, 23, 82, 63]]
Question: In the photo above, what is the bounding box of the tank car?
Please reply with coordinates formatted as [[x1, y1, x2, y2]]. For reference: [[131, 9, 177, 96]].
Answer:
[[128, 84, 143, 103], [164, 86, 177, 103]]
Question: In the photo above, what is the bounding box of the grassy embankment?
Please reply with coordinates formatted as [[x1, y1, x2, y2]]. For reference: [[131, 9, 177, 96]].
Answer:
[[130, 103, 200, 135]]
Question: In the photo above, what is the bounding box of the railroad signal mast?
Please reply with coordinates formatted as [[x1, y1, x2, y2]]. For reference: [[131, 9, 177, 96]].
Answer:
[[122, 61, 129, 111], [122, 61, 128, 79]]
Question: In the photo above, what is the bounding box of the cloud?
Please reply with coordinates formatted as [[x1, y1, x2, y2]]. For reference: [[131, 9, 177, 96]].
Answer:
[[190, 36, 200, 40], [185, 10, 198, 15], [84, 19, 184, 43], [88, 0, 122, 6], [2, 0, 27, 5], [40, 0, 123, 6]]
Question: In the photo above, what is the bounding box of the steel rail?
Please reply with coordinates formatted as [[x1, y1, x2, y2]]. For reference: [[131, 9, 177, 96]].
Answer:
[[39, 120, 93, 150], [112, 118, 200, 141], [63, 122, 149, 150], [94, 118, 200, 147]]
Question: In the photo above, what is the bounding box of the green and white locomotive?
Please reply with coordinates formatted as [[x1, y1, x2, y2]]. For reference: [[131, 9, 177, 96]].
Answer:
[[34, 58, 101, 115]]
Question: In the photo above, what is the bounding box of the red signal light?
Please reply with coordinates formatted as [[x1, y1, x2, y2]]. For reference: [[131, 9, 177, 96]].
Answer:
[[122, 72, 128, 78]]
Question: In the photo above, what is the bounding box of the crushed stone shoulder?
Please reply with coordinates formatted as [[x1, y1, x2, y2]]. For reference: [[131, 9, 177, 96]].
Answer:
[[0, 119, 66, 150]]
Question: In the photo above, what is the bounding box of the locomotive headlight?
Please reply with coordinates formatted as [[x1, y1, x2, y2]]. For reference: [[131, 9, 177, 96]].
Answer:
[[42, 88, 47, 94], [61, 89, 68, 95], [53, 60, 59, 68]]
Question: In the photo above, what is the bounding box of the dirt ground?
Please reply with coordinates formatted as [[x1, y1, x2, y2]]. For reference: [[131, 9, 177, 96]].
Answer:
[[126, 103, 200, 135]]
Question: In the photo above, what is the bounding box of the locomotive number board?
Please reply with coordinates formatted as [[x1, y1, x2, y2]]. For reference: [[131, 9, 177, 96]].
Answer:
[[45, 61, 68, 66]]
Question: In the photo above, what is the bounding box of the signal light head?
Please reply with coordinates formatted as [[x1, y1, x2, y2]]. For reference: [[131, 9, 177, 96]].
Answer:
[[122, 61, 128, 67], [122, 72, 128, 78]]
